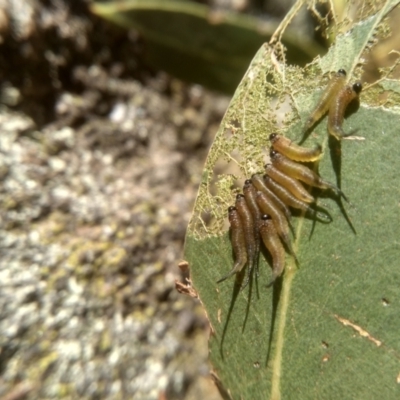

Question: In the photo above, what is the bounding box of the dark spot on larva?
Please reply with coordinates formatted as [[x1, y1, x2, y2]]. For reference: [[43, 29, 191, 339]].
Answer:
[[353, 82, 362, 94]]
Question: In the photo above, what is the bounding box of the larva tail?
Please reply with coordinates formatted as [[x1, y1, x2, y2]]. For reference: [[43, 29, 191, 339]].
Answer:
[[282, 233, 299, 266], [306, 206, 333, 224]]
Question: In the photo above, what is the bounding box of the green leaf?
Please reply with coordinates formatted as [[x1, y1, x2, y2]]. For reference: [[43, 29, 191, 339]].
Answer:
[[90, 0, 324, 93], [184, 1, 400, 399], [380, 78, 400, 93]]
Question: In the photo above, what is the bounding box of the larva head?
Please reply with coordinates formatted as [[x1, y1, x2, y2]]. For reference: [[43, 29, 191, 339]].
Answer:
[[353, 81, 362, 94], [228, 206, 236, 214], [243, 179, 253, 193], [235, 193, 246, 206], [260, 213, 274, 231], [269, 149, 279, 159], [269, 133, 278, 142], [264, 163, 272, 172], [337, 69, 347, 77], [263, 174, 274, 186]]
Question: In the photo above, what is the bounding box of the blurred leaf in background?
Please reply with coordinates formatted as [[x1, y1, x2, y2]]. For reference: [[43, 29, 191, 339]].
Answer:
[[91, 0, 326, 93]]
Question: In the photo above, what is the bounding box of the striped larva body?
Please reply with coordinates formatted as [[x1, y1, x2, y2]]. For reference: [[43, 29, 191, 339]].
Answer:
[[235, 194, 256, 287], [265, 164, 315, 204], [251, 174, 292, 222], [269, 133, 322, 162], [303, 69, 347, 133], [242, 179, 261, 275], [255, 191, 297, 263], [263, 175, 332, 223], [328, 82, 362, 140], [269, 150, 348, 202], [217, 206, 247, 283], [259, 214, 286, 286]]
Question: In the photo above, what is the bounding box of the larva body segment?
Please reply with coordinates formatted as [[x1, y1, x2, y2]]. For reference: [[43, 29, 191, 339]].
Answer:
[[217, 206, 247, 283], [269, 133, 322, 162], [269, 150, 348, 201], [328, 82, 362, 140], [235, 194, 256, 287], [265, 164, 315, 204], [242, 179, 261, 229], [303, 69, 347, 133], [259, 214, 286, 286], [255, 191, 298, 263], [251, 174, 292, 222], [263, 175, 332, 223], [242, 180, 261, 275]]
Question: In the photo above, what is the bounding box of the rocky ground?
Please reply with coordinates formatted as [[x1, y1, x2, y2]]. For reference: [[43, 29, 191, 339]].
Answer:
[[0, 1, 230, 399]]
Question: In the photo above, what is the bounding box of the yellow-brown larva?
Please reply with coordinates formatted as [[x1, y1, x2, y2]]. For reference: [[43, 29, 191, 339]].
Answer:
[[251, 174, 292, 222], [217, 206, 247, 284], [242, 179, 261, 275], [263, 174, 332, 223], [235, 194, 256, 287], [265, 164, 315, 204], [269, 133, 322, 162], [269, 150, 348, 202], [328, 81, 362, 140], [259, 214, 286, 287], [255, 191, 298, 263], [303, 69, 347, 133]]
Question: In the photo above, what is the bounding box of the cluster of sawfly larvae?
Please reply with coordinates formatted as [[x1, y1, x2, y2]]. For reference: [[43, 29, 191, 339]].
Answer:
[[218, 69, 362, 288]]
